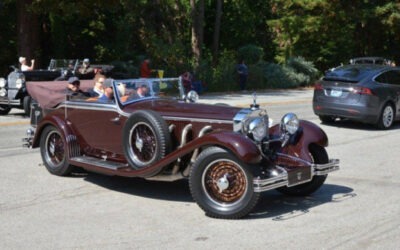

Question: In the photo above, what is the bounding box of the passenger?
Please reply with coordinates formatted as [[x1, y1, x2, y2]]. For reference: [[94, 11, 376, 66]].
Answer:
[[127, 85, 149, 101], [98, 86, 114, 103], [117, 83, 129, 102], [19, 57, 35, 71], [181, 71, 193, 93], [88, 73, 106, 97], [66, 77, 90, 99], [79, 58, 94, 75]]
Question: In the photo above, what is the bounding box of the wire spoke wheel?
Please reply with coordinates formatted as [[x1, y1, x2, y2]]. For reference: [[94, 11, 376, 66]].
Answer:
[[189, 147, 259, 219], [45, 130, 65, 167], [129, 122, 157, 164], [123, 110, 171, 172], [203, 160, 247, 205], [40, 126, 73, 176]]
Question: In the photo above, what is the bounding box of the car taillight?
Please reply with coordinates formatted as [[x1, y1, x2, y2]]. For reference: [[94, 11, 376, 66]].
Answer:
[[314, 82, 323, 90], [352, 87, 373, 95]]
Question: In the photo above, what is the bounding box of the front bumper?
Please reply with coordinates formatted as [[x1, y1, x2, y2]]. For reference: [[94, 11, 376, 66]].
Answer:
[[253, 158, 340, 192], [22, 128, 35, 148], [0, 95, 21, 107]]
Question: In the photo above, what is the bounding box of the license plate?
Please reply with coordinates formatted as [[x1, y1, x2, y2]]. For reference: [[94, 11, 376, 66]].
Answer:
[[330, 89, 342, 97], [287, 167, 312, 186]]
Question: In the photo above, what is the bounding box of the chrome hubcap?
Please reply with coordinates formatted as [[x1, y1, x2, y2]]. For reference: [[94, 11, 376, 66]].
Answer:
[[216, 174, 230, 193]]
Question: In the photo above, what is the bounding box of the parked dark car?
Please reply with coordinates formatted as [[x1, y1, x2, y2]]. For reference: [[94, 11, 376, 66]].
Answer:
[[313, 64, 400, 129], [23, 77, 339, 219], [0, 59, 115, 116]]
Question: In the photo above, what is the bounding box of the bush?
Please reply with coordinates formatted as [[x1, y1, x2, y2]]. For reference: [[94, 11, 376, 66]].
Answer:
[[237, 44, 264, 64], [286, 57, 319, 86]]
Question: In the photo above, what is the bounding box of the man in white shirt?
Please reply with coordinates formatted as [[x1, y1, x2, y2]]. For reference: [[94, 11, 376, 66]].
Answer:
[[19, 57, 35, 71]]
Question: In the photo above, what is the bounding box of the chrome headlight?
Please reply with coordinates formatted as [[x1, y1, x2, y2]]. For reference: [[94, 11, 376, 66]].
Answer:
[[0, 88, 7, 97], [280, 113, 299, 135], [15, 78, 24, 89], [244, 116, 269, 142], [0, 78, 6, 88]]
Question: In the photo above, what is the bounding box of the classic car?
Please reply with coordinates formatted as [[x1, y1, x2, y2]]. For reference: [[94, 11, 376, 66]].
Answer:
[[0, 59, 115, 116], [23, 77, 339, 219]]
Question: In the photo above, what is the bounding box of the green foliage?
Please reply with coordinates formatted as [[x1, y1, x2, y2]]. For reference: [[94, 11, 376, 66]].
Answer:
[[1, 0, 399, 93], [286, 57, 319, 86], [237, 45, 264, 64]]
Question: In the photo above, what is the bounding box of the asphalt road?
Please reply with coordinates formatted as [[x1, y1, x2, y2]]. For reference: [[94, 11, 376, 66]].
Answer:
[[1, 90, 400, 249]]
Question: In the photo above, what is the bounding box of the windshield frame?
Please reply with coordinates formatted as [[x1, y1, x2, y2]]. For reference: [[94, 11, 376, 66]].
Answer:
[[112, 77, 184, 106]]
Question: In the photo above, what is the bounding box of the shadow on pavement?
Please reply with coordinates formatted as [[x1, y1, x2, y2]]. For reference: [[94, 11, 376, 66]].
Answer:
[[249, 184, 355, 220], [82, 172, 354, 220]]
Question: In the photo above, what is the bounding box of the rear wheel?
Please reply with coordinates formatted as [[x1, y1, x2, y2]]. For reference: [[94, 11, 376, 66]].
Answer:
[[319, 115, 335, 124], [40, 126, 73, 176], [376, 104, 394, 129], [276, 144, 328, 196], [189, 147, 259, 219]]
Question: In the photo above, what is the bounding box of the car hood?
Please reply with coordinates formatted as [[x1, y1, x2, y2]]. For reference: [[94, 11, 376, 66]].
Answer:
[[122, 98, 242, 121]]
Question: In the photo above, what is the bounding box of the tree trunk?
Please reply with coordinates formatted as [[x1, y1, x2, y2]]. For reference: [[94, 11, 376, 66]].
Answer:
[[17, 0, 41, 66], [212, 0, 223, 65], [190, 0, 204, 71]]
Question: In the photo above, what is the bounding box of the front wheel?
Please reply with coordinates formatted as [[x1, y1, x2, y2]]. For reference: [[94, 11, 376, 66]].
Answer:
[[23, 95, 32, 117], [189, 147, 259, 219], [276, 144, 328, 196], [40, 126, 73, 176], [376, 104, 394, 129]]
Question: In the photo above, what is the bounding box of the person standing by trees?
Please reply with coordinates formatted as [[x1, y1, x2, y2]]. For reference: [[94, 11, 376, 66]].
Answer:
[[236, 59, 248, 91], [140, 58, 152, 78], [19, 57, 35, 71]]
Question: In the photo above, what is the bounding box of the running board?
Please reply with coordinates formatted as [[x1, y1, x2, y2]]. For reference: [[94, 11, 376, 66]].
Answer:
[[70, 156, 129, 171]]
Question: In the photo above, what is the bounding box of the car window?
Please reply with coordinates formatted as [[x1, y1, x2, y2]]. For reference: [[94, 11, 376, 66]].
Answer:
[[375, 72, 389, 84], [388, 70, 400, 85], [376, 70, 400, 85], [324, 66, 377, 82]]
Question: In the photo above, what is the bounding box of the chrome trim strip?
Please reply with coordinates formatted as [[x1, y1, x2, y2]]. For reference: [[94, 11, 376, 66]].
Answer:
[[163, 116, 232, 124], [59, 102, 118, 112]]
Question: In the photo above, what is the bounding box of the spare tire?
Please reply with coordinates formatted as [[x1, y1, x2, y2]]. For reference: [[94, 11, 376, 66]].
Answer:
[[122, 110, 171, 170]]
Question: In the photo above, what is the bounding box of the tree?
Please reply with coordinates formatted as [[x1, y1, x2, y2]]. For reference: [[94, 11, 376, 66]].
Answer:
[[212, 0, 222, 65], [17, 0, 40, 65], [190, 0, 204, 70]]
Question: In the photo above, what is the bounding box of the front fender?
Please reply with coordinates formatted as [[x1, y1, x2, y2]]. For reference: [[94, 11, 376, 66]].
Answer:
[[270, 120, 329, 162], [195, 131, 262, 164], [32, 116, 79, 157]]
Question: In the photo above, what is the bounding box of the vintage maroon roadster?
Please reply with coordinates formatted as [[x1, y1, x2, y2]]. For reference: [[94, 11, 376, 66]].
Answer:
[[24, 77, 339, 219]]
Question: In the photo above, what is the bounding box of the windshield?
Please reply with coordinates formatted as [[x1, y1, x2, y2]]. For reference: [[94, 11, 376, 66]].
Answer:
[[48, 59, 77, 71], [323, 65, 384, 83], [113, 77, 184, 104]]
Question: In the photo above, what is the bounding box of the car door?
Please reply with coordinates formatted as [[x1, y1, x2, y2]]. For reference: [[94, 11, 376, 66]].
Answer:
[[66, 100, 125, 154]]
